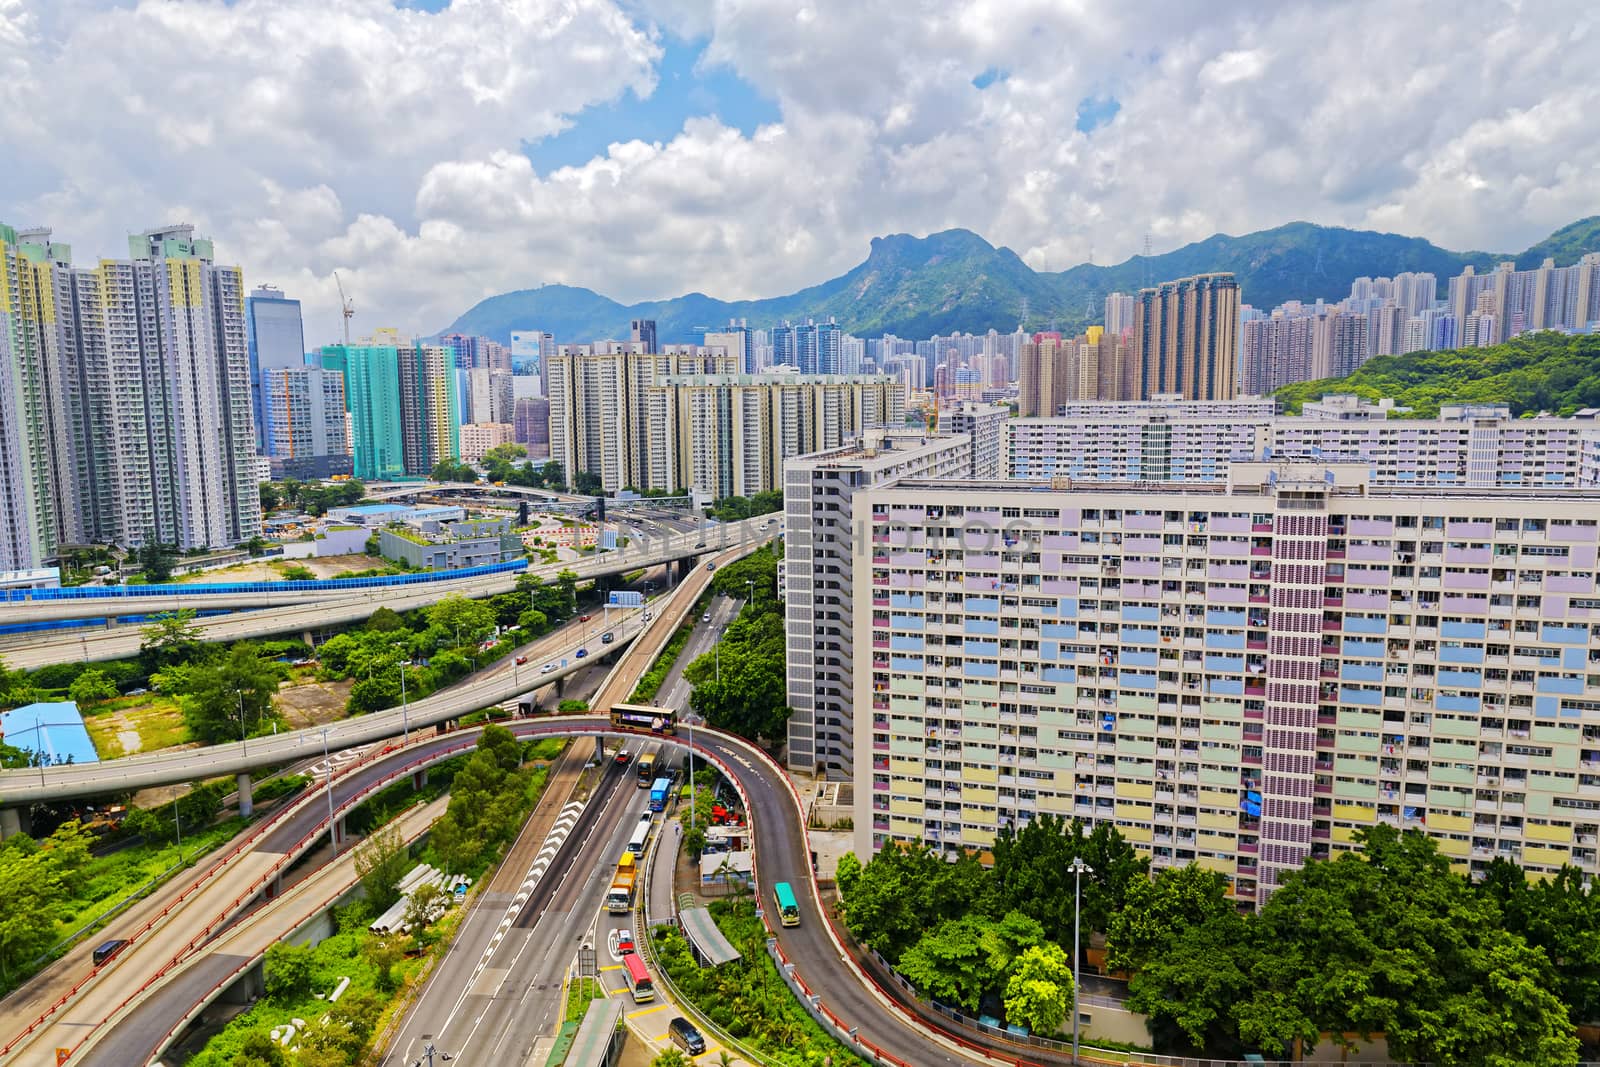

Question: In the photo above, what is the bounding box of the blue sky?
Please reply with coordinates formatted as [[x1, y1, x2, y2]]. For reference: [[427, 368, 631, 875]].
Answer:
[[524, 36, 781, 171], [398, 0, 779, 171]]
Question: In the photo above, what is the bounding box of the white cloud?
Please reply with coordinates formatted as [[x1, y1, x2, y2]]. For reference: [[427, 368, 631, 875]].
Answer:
[[3, 0, 1597, 339]]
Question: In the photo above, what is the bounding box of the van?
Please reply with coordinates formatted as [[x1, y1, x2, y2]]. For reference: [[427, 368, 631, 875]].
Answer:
[[93, 939, 128, 967], [668, 1016, 706, 1055]]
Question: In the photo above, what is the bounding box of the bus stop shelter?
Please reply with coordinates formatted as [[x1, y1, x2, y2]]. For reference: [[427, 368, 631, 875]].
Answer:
[[562, 997, 625, 1067], [679, 906, 741, 967]]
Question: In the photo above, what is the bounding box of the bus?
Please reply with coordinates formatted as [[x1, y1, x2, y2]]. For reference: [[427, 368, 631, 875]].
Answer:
[[772, 882, 800, 927], [621, 950, 655, 1002], [626, 813, 654, 859], [610, 703, 676, 735], [648, 777, 671, 812], [635, 753, 657, 787]]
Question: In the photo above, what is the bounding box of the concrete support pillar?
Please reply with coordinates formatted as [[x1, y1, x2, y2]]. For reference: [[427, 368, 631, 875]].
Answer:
[[302, 630, 316, 647], [594, 736, 606, 763], [555, 675, 566, 697], [0, 807, 24, 840], [333, 815, 347, 848], [237, 772, 253, 818], [412, 768, 429, 790]]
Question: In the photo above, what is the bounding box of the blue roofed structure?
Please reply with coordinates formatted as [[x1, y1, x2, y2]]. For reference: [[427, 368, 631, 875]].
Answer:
[[1, 702, 100, 765]]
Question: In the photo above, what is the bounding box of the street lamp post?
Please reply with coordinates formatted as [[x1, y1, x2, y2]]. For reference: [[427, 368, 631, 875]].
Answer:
[[237, 691, 248, 753], [322, 727, 338, 858], [399, 661, 409, 745], [173, 790, 183, 863], [1070, 857, 1093, 1063]]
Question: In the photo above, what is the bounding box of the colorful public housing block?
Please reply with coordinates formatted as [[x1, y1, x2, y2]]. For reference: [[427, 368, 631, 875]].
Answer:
[[851, 463, 1600, 907]]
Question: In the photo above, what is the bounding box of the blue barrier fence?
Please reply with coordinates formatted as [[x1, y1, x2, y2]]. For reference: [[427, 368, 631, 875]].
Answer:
[[1, 559, 529, 603]]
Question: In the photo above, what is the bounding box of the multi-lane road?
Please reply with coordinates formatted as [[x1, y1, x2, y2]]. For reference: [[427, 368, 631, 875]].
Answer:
[[0, 516, 773, 664]]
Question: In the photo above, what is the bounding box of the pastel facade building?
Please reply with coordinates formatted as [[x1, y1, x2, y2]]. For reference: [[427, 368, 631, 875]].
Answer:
[[852, 465, 1600, 905]]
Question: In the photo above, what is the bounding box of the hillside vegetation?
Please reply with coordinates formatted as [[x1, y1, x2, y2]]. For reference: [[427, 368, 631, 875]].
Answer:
[[1276, 332, 1600, 418], [440, 217, 1599, 344]]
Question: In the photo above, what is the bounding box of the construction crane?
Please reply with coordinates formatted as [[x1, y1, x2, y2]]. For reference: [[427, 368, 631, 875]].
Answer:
[[333, 271, 355, 345]]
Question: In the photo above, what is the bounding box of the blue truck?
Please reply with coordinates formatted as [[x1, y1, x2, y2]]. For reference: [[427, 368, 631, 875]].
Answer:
[[648, 776, 671, 812]]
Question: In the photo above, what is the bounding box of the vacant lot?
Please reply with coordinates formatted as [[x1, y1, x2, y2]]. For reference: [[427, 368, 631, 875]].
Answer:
[[81, 676, 355, 759], [172, 554, 390, 583]]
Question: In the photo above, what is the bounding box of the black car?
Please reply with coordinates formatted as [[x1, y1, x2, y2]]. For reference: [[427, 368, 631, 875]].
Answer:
[[93, 939, 128, 967], [668, 1016, 706, 1055]]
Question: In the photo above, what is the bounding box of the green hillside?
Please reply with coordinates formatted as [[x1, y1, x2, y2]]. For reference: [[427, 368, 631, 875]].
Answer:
[[1276, 332, 1600, 418], [440, 218, 1599, 344]]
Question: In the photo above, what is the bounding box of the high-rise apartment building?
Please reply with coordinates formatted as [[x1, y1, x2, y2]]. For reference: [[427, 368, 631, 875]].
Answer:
[[514, 396, 551, 458], [459, 422, 516, 464], [547, 342, 740, 493], [644, 374, 906, 498], [460, 367, 514, 425], [245, 285, 307, 453], [260, 367, 350, 479], [630, 319, 659, 354], [399, 340, 460, 476], [1104, 292, 1136, 339], [783, 430, 974, 776], [0, 222, 261, 555], [1132, 273, 1240, 401], [510, 329, 553, 395], [852, 464, 1600, 903], [320, 342, 406, 481], [705, 320, 756, 375], [944, 400, 1008, 480]]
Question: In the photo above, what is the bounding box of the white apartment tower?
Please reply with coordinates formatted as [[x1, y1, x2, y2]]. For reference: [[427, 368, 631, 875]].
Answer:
[[783, 430, 973, 777]]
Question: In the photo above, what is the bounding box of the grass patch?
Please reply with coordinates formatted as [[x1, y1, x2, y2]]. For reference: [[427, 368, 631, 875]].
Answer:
[[565, 974, 606, 1023], [629, 615, 697, 703], [0, 816, 251, 999], [80, 694, 189, 759], [652, 898, 868, 1066]]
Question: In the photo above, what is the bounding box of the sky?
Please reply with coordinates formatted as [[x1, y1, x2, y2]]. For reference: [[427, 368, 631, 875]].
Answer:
[[2, 0, 1597, 342]]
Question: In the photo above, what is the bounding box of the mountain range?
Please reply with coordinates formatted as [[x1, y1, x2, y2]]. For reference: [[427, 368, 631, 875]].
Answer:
[[440, 216, 1600, 345]]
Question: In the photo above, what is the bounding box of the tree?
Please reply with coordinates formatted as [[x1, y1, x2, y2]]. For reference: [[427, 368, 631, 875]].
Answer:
[[1004, 943, 1074, 1035], [175, 643, 286, 744], [0, 822, 94, 975], [897, 914, 995, 1012], [354, 824, 410, 915], [684, 612, 790, 742], [230, 1031, 287, 1067], [482, 442, 528, 482], [404, 882, 448, 931], [1106, 863, 1236, 975], [68, 668, 119, 707], [258, 483, 282, 513], [650, 1050, 690, 1067], [140, 609, 206, 670], [263, 941, 314, 1000], [834, 851, 862, 900], [366, 605, 406, 633], [431, 459, 477, 483], [244, 535, 268, 557], [137, 537, 177, 582], [426, 594, 496, 648], [362, 933, 407, 993], [537, 459, 563, 488]]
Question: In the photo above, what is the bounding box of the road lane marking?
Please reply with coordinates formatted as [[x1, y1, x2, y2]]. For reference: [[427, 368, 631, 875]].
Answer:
[[626, 1004, 670, 1019]]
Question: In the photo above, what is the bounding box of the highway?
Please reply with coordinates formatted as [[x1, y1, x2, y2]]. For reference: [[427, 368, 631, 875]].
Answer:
[[0, 515, 772, 642], [382, 747, 657, 1066], [2, 524, 1010, 1067]]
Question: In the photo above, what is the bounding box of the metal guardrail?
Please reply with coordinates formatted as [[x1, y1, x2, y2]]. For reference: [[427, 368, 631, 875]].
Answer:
[[0, 558, 529, 601]]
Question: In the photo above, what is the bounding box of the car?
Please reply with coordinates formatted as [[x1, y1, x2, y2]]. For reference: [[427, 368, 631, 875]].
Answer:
[[615, 748, 631, 765], [617, 928, 636, 955], [668, 1016, 706, 1056], [124, 687, 149, 697], [643, 611, 654, 621], [601, 631, 615, 644], [540, 662, 557, 674], [701, 612, 711, 623], [704, 561, 716, 572], [580, 614, 591, 622], [92, 939, 128, 968], [576, 648, 588, 659], [694, 541, 707, 549], [515, 655, 529, 665]]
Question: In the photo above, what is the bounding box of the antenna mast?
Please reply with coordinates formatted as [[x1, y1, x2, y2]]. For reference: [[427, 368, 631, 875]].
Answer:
[[334, 271, 355, 345]]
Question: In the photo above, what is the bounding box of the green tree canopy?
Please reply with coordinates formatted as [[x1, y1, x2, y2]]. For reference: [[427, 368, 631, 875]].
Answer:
[[67, 667, 118, 706], [1003, 943, 1074, 1036], [174, 643, 286, 744]]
